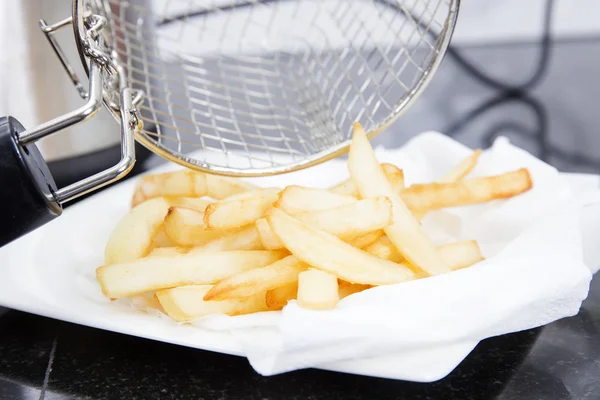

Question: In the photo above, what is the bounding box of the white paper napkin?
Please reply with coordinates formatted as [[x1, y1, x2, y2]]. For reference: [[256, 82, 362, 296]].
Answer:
[[187, 132, 600, 376]]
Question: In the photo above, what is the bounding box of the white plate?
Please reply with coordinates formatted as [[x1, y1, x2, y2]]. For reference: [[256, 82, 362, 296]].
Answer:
[[1, 146, 598, 382]]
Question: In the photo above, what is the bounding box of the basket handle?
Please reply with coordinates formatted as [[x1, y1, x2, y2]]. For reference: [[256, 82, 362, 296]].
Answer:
[[0, 62, 139, 247]]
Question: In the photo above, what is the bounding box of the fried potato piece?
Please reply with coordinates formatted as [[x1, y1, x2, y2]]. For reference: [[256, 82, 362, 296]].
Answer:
[[256, 197, 392, 249], [156, 285, 267, 322], [440, 149, 482, 183], [267, 208, 416, 285], [96, 250, 287, 298], [338, 281, 372, 299], [195, 226, 264, 251], [266, 283, 298, 310], [153, 227, 176, 248], [275, 186, 356, 214], [403, 169, 532, 212], [348, 122, 449, 275], [165, 196, 213, 212], [205, 174, 258, 200], [131, 171, 208, 207], [203, 255, 306, 300], [364, 236, 484, 270], [330, 163, 405, 197], [164, 207, 226, 246], [347, 230, 384, 249], [147, 246, 190, 257], [381, 163, 405, 193], [105, 197, 171, 265], [204, 188, 280, 230], [297, 269, 339, 310]]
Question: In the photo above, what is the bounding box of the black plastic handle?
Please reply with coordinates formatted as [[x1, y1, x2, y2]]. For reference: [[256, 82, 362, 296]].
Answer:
[[0, 117, 62, 247]]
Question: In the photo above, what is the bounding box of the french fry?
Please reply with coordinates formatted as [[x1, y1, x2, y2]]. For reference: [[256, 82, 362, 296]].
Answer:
[[293, 197, 392, 239], [402, 169, 532, 212], [105, 197, 171, 265], [131, 171, 208, 207], [440, 149, 482, 183], [265, 283, 298, 310], [165, 196, 213, 212], [362, 236, 404, 263], [347, 230, 383, 249], [267, 209, 416, 285], [439, 240, 485, 270], [256, 198, 390, 250], [156, 285, 267, 322], [348, 122, 449, 275], [297, 269, 339, 310], [204, 188, 280, 230], [153, 227, 175, 248], [364, 236, 484, 270], [195, 226, 264, 251], [338, 281, 372, 299], [147, 246, 189, 257], [330, 163, 405, 197], [128, 293, 165, 313], [382, 163, 405, 193], [328, 178, 357, 197], [205, 174, 258, 199], [96, 250, 287, 298], [256, 218, 282, 250], [275, 186, 356, 214], [203, 255, 306, 300], [412, 149, 482, 220], [163, 207, 226, 246]]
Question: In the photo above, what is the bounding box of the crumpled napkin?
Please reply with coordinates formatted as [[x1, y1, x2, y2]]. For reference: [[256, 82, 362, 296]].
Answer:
[[189, 132, 600, 377]]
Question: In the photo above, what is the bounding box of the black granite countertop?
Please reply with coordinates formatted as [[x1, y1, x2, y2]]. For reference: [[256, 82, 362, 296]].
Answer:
[[1, 36, 599, 399]]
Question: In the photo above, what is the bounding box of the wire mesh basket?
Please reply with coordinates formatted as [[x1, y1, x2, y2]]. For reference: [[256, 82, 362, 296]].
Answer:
[[94, 0, 459, 175]]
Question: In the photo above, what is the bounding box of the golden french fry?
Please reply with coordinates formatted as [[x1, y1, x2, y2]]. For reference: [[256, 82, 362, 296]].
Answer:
[[204, 188, 280, 230], [364, 236, 484, 270], [329, 178, 357, 197], [402, 169, 533, 213], [413, 150, 483, 220], [195, 226, 264, 251], [267, 208, 416, 285], [256, 198, 391, 250], [147, 246, 190, 257], [131, 171, 208, 207], [153, 227, 176, 248], [265, 283, 298, 310], [163, 207, 226, 246], [204, 255, 306, 300], [346, 230, 383, 249], [96, 250, 287, 298], [128, 293, 165, 312], [156, 285, 267, 322], [275, 186, 356, 214], [338, 281, 372, 299], [438, 240, 485, 270], [440, 149, 482, 183], [297, 269, 339, 310], [205, 174, 258, 200], [294, 197, 392, 239], [165, 196, 213, 212], [362, 236, 404, 263], [256, 218, 282, 250], [381, 163, 405, 193], [348, 122, 449, 275], [105, 197, 171, 265], [330, 163, 405, 197]]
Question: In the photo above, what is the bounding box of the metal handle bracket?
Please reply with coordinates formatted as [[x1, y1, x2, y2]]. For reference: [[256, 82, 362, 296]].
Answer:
[[39, 14, 90, 99]]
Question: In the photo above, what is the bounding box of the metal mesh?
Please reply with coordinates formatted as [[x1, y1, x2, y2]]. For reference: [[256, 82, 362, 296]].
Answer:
[[93, 0, 457, 175]]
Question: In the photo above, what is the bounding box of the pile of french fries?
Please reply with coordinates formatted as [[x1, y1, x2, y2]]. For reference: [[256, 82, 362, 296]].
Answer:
[[96, 123, 533, 322]]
